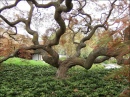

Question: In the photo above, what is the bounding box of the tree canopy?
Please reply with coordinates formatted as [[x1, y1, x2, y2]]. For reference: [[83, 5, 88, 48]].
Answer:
[[0, 0, 129, 78]]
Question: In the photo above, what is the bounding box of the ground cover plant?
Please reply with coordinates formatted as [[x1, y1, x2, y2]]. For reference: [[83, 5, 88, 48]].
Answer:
[[0, 58, 129, 97]]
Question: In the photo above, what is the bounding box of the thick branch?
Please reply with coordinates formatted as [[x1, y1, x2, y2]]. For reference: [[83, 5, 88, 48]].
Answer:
[[63, 44, 129, 71], [0, 45, 46, 63], [31, 0, 56, 8], [25, 1, 39, 45], [94, 56, 110, 63], [48, 0, 73, 47]]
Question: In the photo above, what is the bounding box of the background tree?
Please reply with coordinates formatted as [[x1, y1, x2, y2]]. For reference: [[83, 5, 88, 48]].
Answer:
[[0, 0, 129, 78]]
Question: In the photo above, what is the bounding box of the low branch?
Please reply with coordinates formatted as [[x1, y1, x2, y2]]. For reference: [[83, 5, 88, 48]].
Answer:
[[94, 56, 110, 63], [0, 45, 46, 63]]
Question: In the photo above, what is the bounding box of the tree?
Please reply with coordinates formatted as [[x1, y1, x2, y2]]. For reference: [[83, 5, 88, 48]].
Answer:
[[0, 0, 129, 78]]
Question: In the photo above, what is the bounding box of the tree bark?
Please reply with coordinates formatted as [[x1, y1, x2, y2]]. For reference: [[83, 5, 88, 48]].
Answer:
[[56, 57, 85, 78], [56, 64, 69, 79]]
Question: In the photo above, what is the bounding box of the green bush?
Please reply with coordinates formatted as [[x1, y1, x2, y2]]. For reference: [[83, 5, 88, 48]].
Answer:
[[0, 58, 128, 97]]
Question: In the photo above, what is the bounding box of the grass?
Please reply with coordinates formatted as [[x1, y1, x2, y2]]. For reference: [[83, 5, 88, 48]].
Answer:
[[0, 57, 129, 97], [2, 57, 49, 66]]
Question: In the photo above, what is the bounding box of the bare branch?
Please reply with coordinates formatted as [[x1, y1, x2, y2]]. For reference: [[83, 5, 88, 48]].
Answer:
[[48, 0, 73, 47], [73, 0, 119, 57], [0, 44, 46, 63], [0, 0, 20, 12], [24, 1, 39, 45], [103, 0, 117, 25], [7, 26, 18, 41], [31, 0, 56, 8], [0, 15, 26, 26]]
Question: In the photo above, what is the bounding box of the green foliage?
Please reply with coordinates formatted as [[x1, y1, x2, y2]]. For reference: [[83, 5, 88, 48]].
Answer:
[[0, 60, 128, 97], [2, 57, 49, 66]]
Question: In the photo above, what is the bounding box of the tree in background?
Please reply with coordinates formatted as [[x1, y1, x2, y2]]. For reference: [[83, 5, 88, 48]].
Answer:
[[0, 0, 129, 78], [0, 26, 33, 58]]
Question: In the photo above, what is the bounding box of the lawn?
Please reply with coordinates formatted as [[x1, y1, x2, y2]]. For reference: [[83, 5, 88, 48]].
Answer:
[[0, 58, 129, 97], [2, 57, 49, 66]]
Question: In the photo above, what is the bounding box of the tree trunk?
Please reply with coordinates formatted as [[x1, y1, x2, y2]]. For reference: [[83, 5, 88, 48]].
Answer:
[[56, 57, 85, 79], [56, 64, 69, 79]]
